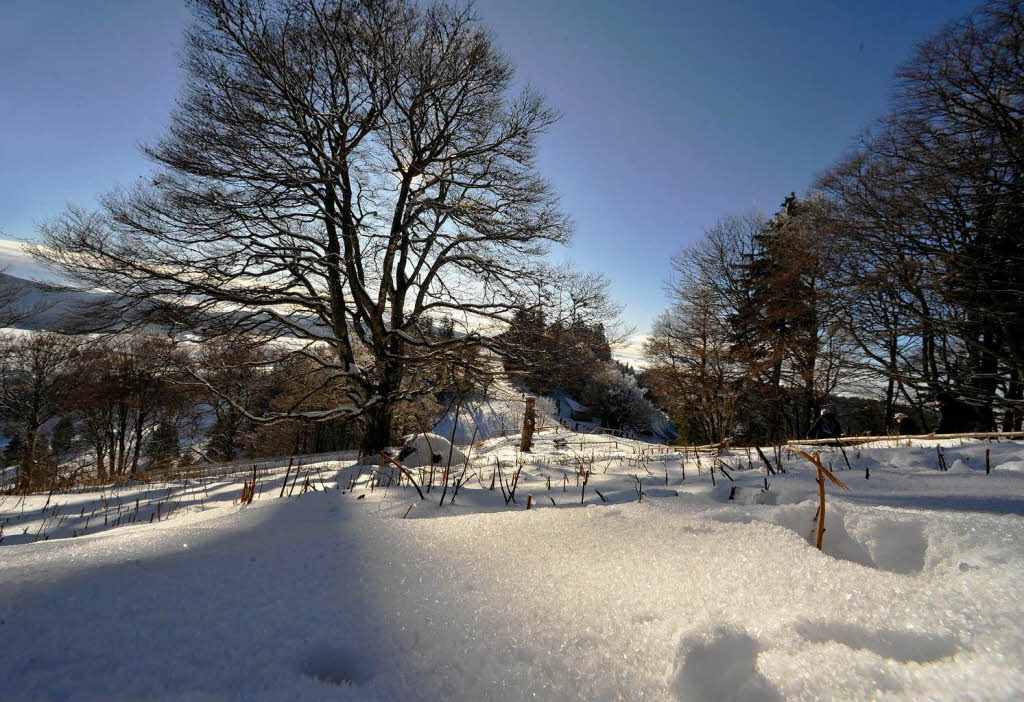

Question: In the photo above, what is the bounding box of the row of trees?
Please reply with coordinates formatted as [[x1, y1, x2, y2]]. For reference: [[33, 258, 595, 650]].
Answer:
[[1, 333, 185, 488], [500, 269, 656, 432], [820, 0, 1024, 433], [0, 330, 449, 490], [643, 200, 853, 444], [644, 0, 1023, 444]]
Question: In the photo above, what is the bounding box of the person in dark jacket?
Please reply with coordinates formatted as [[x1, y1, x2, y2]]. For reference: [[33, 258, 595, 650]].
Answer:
[[933, 391, 973, 434], [893, 412, 918, 435], [808, 407, 842, 440]]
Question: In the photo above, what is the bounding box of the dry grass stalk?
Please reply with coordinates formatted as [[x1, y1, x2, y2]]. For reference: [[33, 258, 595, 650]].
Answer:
[[279, 457, 294, 498], [796, 449, 850, 550], [380, 453, 425, 500], [632, 475, 643, 502]]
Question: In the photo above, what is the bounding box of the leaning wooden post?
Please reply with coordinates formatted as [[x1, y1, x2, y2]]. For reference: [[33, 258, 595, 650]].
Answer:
[[796, 450, 850, 551], [380, 453, 425, 500], [520, 396, 536, 453], [815, 462, 826, 549]]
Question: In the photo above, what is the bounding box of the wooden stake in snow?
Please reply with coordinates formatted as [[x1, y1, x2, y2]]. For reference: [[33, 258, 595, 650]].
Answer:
[[279, 457, 294, 498], [796, 450, 850, 550], [526, 494, 534, 510], [756, 446, 776, 476]]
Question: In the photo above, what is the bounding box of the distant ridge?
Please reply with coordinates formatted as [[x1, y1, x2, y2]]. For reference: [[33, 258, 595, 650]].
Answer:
[[0, 272, 116, 332]]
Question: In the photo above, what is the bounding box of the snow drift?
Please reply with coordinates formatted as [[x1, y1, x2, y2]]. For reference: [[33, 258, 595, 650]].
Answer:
[[395, 432, 466, 468], [2, 434, 1023, 700]]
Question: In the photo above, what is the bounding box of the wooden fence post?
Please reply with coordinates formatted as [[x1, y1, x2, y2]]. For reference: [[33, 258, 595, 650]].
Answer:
[[520, 396, 536, 453]]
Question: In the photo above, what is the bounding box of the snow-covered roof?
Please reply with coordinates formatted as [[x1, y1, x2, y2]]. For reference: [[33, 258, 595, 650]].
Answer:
[[554, 392, 588, 413]]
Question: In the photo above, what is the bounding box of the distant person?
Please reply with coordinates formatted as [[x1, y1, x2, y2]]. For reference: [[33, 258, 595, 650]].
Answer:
[[893, 412, 918, 435], [808, 407, 842, 440], [933, 391, 973, 434]]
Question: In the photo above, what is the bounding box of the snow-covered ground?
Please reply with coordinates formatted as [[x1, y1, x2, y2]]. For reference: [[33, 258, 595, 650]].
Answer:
[[2, 432, 1023, 700], [432, 381, 558, 444]]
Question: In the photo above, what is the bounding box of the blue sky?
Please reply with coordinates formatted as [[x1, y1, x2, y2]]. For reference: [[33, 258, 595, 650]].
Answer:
[[0, 0, 977, 331]]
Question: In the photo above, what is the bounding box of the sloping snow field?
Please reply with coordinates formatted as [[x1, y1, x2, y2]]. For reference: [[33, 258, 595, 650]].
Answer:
[[1, 432, 1023, 700]]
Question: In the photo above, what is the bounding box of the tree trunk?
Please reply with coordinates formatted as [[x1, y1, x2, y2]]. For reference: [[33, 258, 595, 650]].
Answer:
[[20, 426, 37, 490], [95, 439, 107, 482], [769, 356, 784, 442], [362, 404, 394, 457], [360, 355, 404, 456], [131, 410, 146, 476], [884, 334, 898, 430], [1004, 375, 1022, 432], [520, 397, 536, 452], [108, 430, 118, 477], [975, 326, 1000, 431], [117, 403, 129, 476]]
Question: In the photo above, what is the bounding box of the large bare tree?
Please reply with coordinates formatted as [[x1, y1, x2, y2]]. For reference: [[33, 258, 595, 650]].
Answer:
[[37, 0, 570, 453], [644, 283, 740, 444], [821, 0, 1024, 429]]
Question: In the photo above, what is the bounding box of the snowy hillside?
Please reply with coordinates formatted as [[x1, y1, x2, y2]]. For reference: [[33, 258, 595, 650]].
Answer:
[[0, 239, 71, 286], [2, 432, 1023, 700], [0, 272, 116, 331]]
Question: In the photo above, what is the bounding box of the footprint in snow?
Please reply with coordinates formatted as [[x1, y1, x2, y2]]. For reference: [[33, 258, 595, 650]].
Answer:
[[301, 644, 371, 687], [794, 620, 959, 663], [672, 625, 782, 702], [710, 509, 929, 575]]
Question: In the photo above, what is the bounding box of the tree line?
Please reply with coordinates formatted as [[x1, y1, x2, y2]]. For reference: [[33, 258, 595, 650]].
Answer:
[[1, 289, 639, 491], [643, 0, 1023, 444], [501, 268, 657, 433], [0, 329, 454, 491]]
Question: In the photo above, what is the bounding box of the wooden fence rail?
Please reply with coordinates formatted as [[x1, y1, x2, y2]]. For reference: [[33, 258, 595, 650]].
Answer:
[[788, 431, 1024, 447]]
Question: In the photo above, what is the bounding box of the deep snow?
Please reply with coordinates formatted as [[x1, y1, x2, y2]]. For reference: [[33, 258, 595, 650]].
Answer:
[[1, 432, 1023, 700]]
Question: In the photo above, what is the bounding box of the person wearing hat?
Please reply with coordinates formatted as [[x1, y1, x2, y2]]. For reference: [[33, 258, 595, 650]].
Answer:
[[893, 412, 918, 435], [933, 391, 973, 434], [808, 407, 842, 440]]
